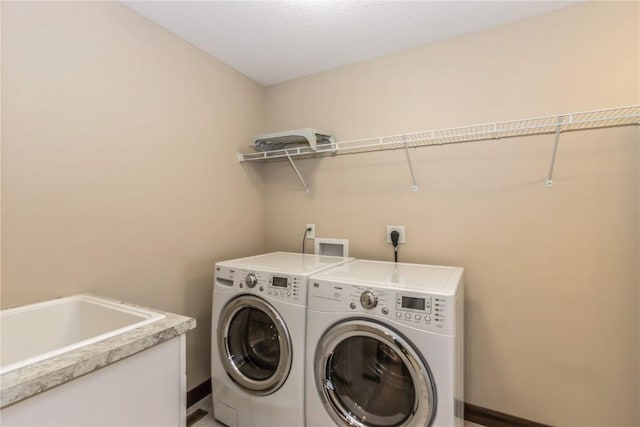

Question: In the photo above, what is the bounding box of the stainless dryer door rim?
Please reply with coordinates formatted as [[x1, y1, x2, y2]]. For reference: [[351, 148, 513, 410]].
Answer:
[[217, 294, 293, 395], [315, 318, 436, 427]]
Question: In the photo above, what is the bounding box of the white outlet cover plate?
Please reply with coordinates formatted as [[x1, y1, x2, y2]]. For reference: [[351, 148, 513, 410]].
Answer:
[[386, 225, 406, 244], [306, 224, 316, 239]]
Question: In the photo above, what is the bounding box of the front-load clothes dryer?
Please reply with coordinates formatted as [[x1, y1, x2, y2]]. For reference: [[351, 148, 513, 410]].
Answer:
[[211, 252, 353, 427], [306, 259, 464, 427]]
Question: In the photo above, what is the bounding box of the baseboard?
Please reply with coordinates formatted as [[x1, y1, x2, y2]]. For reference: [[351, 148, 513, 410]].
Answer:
[[188, 377, 550, 427], [187, 379, 211, 408], [464, 402, 552, 427]]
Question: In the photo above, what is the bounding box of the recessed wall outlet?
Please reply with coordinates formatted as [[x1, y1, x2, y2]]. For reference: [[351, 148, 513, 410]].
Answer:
[[386, 225, 406, 244], [306, 224, 316, 239]]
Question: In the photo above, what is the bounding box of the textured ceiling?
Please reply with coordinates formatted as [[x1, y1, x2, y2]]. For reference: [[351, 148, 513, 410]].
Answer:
[[123, 1, 578, 86]]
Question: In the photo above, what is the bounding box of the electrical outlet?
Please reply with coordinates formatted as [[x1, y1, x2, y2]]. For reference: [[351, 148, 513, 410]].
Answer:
[[306, 224, 316, 239], [386, 225, 406, 244]]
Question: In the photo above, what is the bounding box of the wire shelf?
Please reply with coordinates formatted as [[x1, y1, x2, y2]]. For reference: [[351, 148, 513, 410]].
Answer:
[[238, 105, 640, 163]]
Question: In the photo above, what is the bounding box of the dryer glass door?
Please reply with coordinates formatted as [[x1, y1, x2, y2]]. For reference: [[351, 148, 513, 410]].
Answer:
[[218, 295, 292, 395], [316, 319, 436, 427]]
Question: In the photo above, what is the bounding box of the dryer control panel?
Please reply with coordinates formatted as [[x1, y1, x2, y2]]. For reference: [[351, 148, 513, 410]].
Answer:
[[215, 265, 305, 305], [308, 280, 455, 335]]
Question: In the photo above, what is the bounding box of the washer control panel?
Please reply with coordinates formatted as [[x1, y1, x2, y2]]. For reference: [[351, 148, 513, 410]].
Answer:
[[245, 273, 258, 288], [215, 266, 302, 303], [309, 280, 454, 334], [392, 291, 449, 329], [360, 290, 378, 309]]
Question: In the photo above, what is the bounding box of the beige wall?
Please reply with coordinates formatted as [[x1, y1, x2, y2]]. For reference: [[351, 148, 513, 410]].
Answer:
[[1, 1, 3, 292], [1, 1, 265, 388], [263, 2, 639, 426], [1, 1, 639, 424]]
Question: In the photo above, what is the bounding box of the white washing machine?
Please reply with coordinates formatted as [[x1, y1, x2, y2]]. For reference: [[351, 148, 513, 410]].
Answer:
[[305, 260, 464, 427], [211, 252, 353, 427]]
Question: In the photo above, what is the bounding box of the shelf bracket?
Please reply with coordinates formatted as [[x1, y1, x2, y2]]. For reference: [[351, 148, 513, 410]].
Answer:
[[404, 142, 418, 191], [286, 153, 310, 195], [546, 116, 563, 188]]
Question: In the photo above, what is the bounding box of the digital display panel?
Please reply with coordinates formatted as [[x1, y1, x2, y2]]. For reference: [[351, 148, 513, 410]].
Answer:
[[402, 296, 425, 310], [272, 276, 289, 288]]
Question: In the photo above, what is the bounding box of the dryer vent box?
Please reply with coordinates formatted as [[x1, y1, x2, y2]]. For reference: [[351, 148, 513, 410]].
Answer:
[[315, 238, 349, 257]]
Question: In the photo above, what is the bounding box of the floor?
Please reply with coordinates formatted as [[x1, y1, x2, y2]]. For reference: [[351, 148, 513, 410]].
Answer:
[[188, 394, 485, 427], [189, 394, 220, 427]]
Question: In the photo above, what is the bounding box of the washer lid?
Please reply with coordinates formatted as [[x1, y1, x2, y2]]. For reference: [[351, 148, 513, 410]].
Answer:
[[315, 319, 436, 427], [217, 252, 353, 276], [310, 259, 463, 294], [217, 295, 292, 395]]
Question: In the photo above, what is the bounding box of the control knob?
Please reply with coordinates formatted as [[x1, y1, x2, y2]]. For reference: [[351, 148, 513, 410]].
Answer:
[[245, 273, 258, 288], [360, 290, 378, 309]]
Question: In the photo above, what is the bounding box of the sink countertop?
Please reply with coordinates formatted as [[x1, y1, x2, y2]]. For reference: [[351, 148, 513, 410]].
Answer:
[[0, 298, 196, 408]]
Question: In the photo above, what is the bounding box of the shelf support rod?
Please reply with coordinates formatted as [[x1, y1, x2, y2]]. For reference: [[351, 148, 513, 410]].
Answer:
[[546, 116, 563, 187], [286, 153, 310, 195], [404, 142, 418, 191]]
